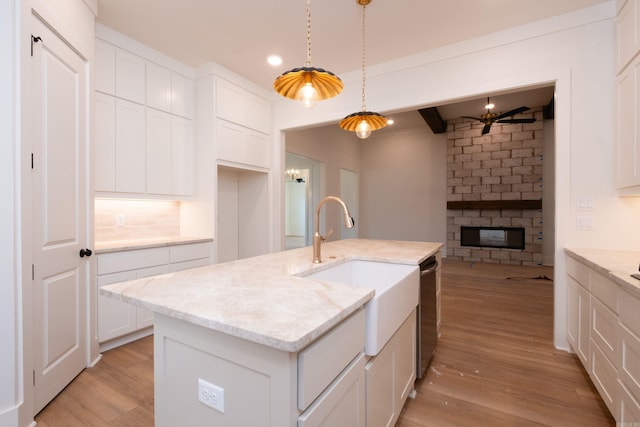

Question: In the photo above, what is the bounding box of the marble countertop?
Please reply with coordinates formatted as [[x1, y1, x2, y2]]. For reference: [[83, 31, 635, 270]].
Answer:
[[101, 239, 442, 352], [564, 247, 640, 298], [95, 236, 213, 254]]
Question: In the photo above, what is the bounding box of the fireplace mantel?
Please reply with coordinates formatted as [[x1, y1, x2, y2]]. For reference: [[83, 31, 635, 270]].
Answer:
[[446, 200, 542, 210]]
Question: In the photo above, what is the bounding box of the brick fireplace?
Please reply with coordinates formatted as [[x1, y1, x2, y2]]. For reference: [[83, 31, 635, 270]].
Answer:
[[446, 108, 544, 266]]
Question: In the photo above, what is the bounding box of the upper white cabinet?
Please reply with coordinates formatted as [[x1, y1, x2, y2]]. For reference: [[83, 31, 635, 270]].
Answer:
[[94, 36, 195, 197], [95, 39, 116, 95], [215, 78, 271, 169], [216, 78, 270, 134], [115, 48, 146, 104], [616, 0, 640, 193], [146, 62, 194, 119]]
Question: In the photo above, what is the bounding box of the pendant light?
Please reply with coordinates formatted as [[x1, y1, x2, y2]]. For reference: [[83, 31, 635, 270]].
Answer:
[[339, 0, 387, 139], [273, 0, 343, 108]]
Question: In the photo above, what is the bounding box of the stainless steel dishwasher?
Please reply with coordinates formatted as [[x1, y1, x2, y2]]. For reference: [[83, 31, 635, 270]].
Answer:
[[416, 255, 438, 379]]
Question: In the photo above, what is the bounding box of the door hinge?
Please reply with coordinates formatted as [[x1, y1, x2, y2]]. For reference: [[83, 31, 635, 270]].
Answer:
[[30, 35, 42, 57], [33, 370, 35, 386], [32, 264, 35, 280], [31, 153, 34, 169]]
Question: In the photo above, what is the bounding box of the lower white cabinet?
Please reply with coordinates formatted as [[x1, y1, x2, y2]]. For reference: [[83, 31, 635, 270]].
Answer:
[[565, 251, 640, 423], [365, 309, 416, 427], [97, 242, 211, 348]]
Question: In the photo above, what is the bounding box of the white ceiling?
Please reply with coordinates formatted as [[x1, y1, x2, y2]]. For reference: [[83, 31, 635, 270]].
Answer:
[[95, 0, 603, 121]]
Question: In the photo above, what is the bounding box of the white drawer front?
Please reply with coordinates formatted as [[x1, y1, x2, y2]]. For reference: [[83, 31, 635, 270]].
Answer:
[[591, 270, 618, 312], [97, 247, 169, 275], [169, 242, 211, 263], [566, 256, 590, 288], [620, 380, 640, 426], [298, 309, 365, 411], [620, 323, 640, 403], [591, 296, 618, 364], [590, 342, 619, 417]]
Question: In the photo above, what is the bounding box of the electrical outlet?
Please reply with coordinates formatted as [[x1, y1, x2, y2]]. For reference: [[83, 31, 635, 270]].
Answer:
[[198, 379, 224, 413]]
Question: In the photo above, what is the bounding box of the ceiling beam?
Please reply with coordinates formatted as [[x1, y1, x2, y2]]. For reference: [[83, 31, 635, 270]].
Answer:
[[418, 107, 447, 134]]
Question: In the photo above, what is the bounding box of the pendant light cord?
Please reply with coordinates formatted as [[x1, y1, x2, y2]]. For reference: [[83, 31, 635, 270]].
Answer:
[[305, 0, 312, 67], [360, 3, 367, 111]]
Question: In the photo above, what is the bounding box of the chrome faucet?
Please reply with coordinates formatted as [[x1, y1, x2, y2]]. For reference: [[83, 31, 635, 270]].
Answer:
[[313, 196, 354, 263]]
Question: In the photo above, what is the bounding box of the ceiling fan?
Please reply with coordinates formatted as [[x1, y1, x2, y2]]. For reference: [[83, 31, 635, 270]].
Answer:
[[462, 97, 536, 135]]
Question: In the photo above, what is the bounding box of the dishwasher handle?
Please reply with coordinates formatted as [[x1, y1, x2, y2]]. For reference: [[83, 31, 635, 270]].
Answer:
[[419, 256, 438, 275]]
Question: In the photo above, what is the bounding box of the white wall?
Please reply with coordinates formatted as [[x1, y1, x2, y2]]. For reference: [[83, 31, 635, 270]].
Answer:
[[273, 2, 631, 350], [0, 0, 19, 425], [359, 118, 447, 245]]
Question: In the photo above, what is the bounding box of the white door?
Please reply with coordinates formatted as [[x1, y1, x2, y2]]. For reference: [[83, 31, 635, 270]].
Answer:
[[30, 16, 89, 413]]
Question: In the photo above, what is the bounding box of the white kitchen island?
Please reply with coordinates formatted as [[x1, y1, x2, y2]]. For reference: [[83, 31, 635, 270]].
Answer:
[[101, 239, 442, 426]]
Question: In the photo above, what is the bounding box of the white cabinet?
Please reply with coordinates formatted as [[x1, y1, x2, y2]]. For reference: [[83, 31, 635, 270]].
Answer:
[[115, 48, 145, 104], [566, 257, 591, 366], [146, 109, 195, 196], [94, 92, 116, 191], [216, 78, 270, 134], [115, 99, 146, 193], [95, 38, 115, 95], [146, 62, 194, 119], [619, 288, 640, 419], [215, 77, 271, 169], [365, 309, 416, 427], [565, 252, 640, 423], [216, 119, 270, 169], [94, 36, 196, 197], [97, 242, 211, 349], [616, 0, 640, 193], [94, 96, 146, 193]]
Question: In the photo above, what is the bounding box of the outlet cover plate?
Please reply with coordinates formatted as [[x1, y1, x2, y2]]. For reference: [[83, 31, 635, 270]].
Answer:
[[198, 378, 224, 413]]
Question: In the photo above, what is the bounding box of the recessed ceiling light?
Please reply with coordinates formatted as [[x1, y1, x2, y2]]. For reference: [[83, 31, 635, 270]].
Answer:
[[386, 118, 394, 125], [267, 55, 283, 66]]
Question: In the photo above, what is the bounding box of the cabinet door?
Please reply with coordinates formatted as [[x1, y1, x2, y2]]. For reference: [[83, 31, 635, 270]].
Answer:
[[94, 92, 116, 191], [135, 264, 171, 329], [590, 342, 619, 418], [95, 39, 115, 95], [245, 129, 270, 169], [216, 119, 245, 164], [171, 72, 194, 119], [617, 0, 640, 71], [365, 347, 395, 427], [616, 61, 636, 189], [115, 99, 146, 193], [115, 48, 145, 104], [146, 62, 172, 113], [171, 116, 194, 196], [146, 108, 173, 195], [97, 270, 138, 342], [395, 310, 417, 405]]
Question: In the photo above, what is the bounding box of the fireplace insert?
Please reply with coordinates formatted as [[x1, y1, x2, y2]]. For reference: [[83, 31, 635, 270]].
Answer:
[[460, 226, 525, 250]]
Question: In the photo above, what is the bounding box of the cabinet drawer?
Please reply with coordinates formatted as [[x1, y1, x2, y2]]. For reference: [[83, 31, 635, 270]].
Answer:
[[591, 296, 618, 363], [591, 271, 618, 312], [170, 242, 211, 263], [298, 309, 365, 410], [97, 247, 170, 275], [590, 341, 619, 417], [620, 289, 640, 337], [566, 256, 590, 288], [298, 353, 365, 427]]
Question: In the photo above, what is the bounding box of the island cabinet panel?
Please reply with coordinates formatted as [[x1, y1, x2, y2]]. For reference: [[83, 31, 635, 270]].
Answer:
[[153, 309, 366, 427], [566, 275, 591, 366]]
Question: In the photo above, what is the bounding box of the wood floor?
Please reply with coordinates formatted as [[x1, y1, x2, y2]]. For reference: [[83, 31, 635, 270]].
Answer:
[[35, 259, 615, 426]]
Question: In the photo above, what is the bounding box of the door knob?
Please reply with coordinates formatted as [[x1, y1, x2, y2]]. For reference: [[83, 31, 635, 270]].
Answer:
[[79, 248, 93, 258]]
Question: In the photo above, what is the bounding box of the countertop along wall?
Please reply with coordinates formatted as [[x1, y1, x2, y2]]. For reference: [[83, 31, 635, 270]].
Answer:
[[272, 2, 638, 350]]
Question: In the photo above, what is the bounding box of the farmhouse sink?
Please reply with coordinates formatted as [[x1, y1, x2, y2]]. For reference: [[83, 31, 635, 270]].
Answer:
[[303, 260, 419, 356]]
